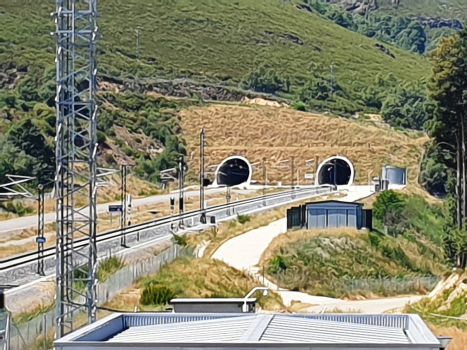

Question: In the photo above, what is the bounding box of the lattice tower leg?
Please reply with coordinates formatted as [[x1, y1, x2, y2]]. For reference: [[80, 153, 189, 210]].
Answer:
[[54, 0, 99, 338]]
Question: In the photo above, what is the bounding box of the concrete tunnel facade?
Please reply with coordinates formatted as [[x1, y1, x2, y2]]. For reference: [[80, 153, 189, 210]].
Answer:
[[315, 156, 355, 186], [213, 156, 253, 187]]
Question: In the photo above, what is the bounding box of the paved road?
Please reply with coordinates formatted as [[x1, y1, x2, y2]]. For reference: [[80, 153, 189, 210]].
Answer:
[[213, 186, 421, 313], [0, 188, 250, 236]]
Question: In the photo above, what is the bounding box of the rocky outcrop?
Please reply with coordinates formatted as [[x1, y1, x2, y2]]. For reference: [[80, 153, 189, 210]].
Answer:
[[296, 3, 313, 13], [414, 16, 464, 30], [426, 273, 467, 317], [99, 76, 277, 103], [264, 31, 305, 45], [326, 0, 378, 14], [375, 43, 395, 59]]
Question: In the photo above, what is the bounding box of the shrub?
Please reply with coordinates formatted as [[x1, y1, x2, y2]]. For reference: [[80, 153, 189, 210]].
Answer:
[[0, 202, 34, 216], [373, 190, 405, 222], [97, 131, 107, 144], [172, 234, 188, 246], [237, 214, 251, 224], [269, 255, 289, 273], [140, 285, 176, 306], [293, 101, 307, 111], [104, 153, 116, 164], [97, 256, 125, 281]]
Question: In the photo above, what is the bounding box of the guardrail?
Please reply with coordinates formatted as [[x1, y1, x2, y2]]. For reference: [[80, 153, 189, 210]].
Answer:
[[0, 186, 333, 281]]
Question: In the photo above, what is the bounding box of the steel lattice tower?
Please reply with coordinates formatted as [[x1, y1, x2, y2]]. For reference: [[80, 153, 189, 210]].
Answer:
[[53, 0, 99, 338]]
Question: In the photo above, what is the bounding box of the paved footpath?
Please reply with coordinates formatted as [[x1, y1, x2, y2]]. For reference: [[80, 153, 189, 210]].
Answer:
[[212, 186, 422, 313]]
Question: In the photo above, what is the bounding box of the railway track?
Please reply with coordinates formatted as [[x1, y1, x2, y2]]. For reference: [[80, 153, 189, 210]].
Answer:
[[0, 186, 332, 272]]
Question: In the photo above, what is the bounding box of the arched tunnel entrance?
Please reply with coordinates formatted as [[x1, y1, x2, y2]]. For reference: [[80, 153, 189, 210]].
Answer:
[[316, 156, 355, 186], [215, 156, 252, 187]]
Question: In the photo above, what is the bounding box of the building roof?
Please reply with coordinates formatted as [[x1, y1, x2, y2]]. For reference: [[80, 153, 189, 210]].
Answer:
[[170, 298, 256, 304], [305, 200, 363, 208], [55, 313, 441, 350]]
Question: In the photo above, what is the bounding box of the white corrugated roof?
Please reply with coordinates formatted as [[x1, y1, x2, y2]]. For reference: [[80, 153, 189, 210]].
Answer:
[[261, 315, 409, 344], [107, 314, 410, 344], [108, 316, 257, 343]]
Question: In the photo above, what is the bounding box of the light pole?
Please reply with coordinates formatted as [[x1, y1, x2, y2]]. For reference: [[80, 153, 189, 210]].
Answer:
[[276, 159, 289, 187], [200, 129, 206, 217], [291, 157, 295, 198], [37, 184, 46, 276], [330, 64, 336, 99], [136, 28, 141, 61], [263, 158, 267, 200], [178, 156, 187, 227], [120, 165, 128, 247]]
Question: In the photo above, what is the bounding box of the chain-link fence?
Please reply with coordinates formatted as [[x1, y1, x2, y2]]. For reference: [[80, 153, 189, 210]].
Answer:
[[9, 245, 194, 350]]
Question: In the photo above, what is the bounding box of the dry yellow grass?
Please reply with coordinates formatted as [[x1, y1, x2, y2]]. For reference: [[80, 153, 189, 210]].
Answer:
[[105, 257, 286, 312], [430, 325, 467, 350], [180, 104, 428, 188]]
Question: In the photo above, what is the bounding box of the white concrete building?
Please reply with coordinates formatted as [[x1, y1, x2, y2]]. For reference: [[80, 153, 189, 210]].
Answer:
[[54, 313, 445, 350]]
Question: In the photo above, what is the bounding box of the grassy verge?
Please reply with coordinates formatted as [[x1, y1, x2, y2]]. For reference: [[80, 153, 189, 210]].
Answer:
[[429, 325, 467, 350], [104, 256, 285, 312], [260, 227, 445, 299], [0, 189, 264, 259], [187, 192, 344, 258]]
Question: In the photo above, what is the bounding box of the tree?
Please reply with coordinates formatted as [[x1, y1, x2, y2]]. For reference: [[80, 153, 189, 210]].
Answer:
[[242, 67, 288, 94], [381, 85, 429, 130], [427, 29, 467, 265], [419, 144, 449, 197], [373, 190, 405, 224], [4, 119, 55, 184]]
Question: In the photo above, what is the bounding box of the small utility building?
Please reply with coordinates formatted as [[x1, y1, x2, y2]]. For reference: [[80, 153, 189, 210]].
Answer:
[[54, 313, 444, 350], [287, 200, 372, 230]]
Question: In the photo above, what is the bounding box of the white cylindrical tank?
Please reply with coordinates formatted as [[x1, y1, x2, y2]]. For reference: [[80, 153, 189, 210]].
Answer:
[[382, 166, 407, 185]]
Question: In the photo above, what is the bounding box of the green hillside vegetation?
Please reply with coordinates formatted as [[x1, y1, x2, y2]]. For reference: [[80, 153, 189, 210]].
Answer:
[[0, 91, 189, 187], [377, 0, 467, 51], [309, 0, 467, 53], [1, 1, 429, 110], [306, 0, 428, 53], [261, 192, 447, 298], [0, 0, 433, 190], [379, 0, 467, 21]]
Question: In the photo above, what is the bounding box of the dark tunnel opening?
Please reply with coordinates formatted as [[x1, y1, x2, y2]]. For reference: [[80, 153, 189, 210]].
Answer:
[[318, 159, 352, 186], [217, 158, 250, 187]]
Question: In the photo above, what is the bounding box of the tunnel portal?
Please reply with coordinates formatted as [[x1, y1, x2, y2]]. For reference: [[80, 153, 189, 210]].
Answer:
[[317, 157, 354, 186], [216, 157, 251, 187]]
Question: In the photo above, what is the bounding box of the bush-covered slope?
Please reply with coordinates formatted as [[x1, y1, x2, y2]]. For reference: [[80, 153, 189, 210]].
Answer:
[[181, 104, 427, 187], [0, 0, 433, 187], [1, 0, 429, 110], [260, 193, 446, 298]]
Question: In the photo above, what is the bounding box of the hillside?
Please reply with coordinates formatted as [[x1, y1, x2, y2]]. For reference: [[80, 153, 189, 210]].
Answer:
[[181, 103, 428, 187], [259, 192, 446, 298], [322, 0, 467, 52], [0, 0, 433, 193], [378, 0, 467, 21], [1, 0, 429, 109]]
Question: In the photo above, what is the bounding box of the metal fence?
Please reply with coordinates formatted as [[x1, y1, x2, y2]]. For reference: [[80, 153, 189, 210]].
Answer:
[[275, 273, 441, 296], [328, 276, 441, 295], [8, 245, 194, 350]]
